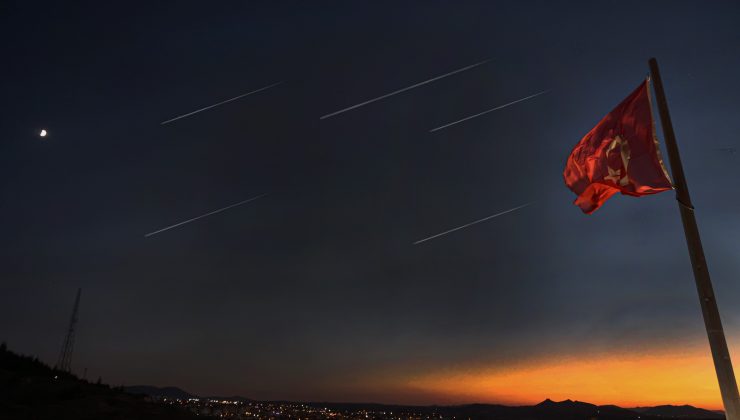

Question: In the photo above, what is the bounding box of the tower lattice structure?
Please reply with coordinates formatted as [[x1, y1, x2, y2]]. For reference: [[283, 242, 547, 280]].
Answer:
[[56, 288, 81, 372]]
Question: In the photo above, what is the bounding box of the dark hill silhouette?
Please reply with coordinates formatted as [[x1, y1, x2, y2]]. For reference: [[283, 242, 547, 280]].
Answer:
[[124, 385, 196, 400], [206, 395, 253, 402], [0, 343, 201, 419], [632, 404, 724, 419], [530, 398, 639, 418], [308, 400, 724, 420], [449, 399, 662, 419], [123, 385, 253, 402]]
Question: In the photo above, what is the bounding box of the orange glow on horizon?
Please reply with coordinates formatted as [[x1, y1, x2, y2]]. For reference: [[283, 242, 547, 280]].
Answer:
[[383, 343, 735, 410]]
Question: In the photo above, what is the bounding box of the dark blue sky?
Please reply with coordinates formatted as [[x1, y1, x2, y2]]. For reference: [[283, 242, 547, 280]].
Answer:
[[1, 0, 740, 403]]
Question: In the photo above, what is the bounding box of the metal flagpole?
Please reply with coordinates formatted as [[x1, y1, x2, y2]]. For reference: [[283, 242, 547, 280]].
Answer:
[[649, 57, 740, 420]]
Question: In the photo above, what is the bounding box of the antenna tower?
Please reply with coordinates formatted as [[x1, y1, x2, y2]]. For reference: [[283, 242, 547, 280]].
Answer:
[[56, 288, 81, 372]]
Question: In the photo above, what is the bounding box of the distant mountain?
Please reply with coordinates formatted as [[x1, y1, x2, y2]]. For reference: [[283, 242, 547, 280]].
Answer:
[[631, 405, 724, 419], [123, 385, 252, 402], [311, 399, 724, 420], [507, 399, 656, 419], [532, 399, 641, 419], [206, 395, 253, 402], [124, 385, 196, 400]]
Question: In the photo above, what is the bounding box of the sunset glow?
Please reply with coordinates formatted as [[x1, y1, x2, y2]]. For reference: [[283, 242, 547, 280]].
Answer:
[[400, 344, 731, 410]]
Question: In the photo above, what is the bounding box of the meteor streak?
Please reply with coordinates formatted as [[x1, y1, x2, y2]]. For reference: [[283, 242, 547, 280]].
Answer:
[[320, 59, 492, 120], [413, 202, 532, 245], [161, 82, 283, 125], [429, 90, 549, 132], [145, 194, 266, 237]]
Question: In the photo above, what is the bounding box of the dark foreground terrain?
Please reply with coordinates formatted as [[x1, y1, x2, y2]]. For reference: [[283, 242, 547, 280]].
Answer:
[[1, 343, 725, 419], [0, 343, 199, 419]]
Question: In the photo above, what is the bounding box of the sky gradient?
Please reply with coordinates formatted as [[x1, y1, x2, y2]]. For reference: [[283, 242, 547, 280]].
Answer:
[[2, 0, 740, 409]]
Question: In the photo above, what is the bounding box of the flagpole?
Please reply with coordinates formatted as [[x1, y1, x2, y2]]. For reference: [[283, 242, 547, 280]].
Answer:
[[649, 57, 740, 420]]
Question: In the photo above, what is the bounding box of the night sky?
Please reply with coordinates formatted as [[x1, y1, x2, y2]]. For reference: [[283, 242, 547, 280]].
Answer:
[[2, 0, 740, 408]]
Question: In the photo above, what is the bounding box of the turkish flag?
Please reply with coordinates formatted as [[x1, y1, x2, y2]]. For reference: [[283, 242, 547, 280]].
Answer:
[[564, 80, 673, 214]]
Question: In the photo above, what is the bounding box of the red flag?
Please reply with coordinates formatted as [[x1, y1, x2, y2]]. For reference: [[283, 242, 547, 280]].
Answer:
[[564, 79, 673, 214]]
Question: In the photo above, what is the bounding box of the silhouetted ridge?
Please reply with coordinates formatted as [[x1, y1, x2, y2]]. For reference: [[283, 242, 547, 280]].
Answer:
[[124, 385, 196, 400], [637, 404, 724, 419], [0, 344, 198, 419]]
